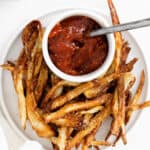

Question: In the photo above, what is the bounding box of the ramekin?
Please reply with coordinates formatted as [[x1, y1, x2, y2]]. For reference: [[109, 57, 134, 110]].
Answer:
[[42, 9, 115, 83]]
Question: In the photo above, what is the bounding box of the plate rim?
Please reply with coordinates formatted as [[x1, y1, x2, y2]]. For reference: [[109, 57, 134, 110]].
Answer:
[[0, 8, 148, 146]]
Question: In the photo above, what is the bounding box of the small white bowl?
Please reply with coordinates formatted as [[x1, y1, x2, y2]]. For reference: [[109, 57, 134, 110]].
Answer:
[[42, 9, 115, 83]]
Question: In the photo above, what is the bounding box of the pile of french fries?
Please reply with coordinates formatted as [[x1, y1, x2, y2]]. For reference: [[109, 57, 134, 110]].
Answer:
[[1, 0, 150, 149]]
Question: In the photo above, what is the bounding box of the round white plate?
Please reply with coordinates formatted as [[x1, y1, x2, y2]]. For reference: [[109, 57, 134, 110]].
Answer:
[[0, 9, 148, 150]]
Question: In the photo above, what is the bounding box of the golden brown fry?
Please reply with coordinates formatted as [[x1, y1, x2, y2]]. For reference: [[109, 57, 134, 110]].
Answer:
[[50, 73, 122, 110], [124, 73, 136, 91], [66, 104, 111, 150], [126, 70, 145, 123], [33, 52, 43, 77], [15, 70, 26, 129], [126, 101, 150, 111], [84, 81, 114, 99], [107, 0, 128, 144], [51, 127, 68, 150], [107, 0, 120, 25], [111, 89, 119, 136], [84, 126, 99, 149], [34, 63, 48, 102], [107, 0, 123, 72], [44, 94, 112, 122], [10, 50, 28, 129], [0, 63, 15, 72], [91, 141, 111, 146], [81, 106, 103, 114], [26, 92, 55, 137], [118, 77, 126, 144], [120, 41, 131, 65], [22, 20, 42, 55], [83, 114, 93, 128], [119, 58, 138, 73], [82, 140, 88, 150], [41, 81, 79, 107]]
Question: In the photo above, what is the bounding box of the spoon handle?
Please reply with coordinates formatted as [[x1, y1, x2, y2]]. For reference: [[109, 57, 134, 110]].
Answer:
[[90, 18, 150, 37]]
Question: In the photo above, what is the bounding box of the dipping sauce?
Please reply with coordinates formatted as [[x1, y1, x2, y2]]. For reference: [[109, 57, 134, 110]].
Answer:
[[48, 16, 108, 75]]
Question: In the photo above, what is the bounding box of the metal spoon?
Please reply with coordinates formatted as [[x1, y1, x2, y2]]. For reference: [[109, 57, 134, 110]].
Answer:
[[90, 18, 150, 37]]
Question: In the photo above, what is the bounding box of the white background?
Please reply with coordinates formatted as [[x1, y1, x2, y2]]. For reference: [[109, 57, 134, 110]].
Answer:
[[0, 0, 150, 150]]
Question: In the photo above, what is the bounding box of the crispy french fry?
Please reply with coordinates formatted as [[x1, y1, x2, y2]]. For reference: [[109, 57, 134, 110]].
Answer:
[[15, 70, 26, 129], [120, 41, 131, 65], [83, 114, 93, 128], [80, 106, 103, 114], [126, 101, 150, 111], [84, 81, 115, 99], [126, 70, 145, 123], [33, 52, 43, 77], [26, 92, 55, 137], [34, 63, 48, 103], [119, 58, 138, 73], [110, 89, 119, 136], [82, 140, 88, 150], [90, 141, 111, 146], [51, 127, 68, 150], [118, 77, 126, 144], [107, 0, 127, 145], [44, 94, 112, 122], [22, 20, 42, 55], [0, 63, 15, 72], [107, 0, 123, 72]]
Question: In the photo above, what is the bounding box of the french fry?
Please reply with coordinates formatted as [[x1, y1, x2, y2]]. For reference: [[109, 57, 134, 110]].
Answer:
[[82, 140, 88, 150], [51, 127, 68, 150], [119, 58, 138, 73], [34, 62, 48, 103], [26, 92, 55, 137], [84, 81, 115, 99], [0, 62, 15, 72], [126, 101, 150, 111], [126, 70, 145, 123], [107, 0, 128, 145], [107, 0, 123, 72], [12, 51, 27, 129], [118, 76, 126, 144], [33, 52, 43, 77], [22, 20, 42, 55], [44, 94, 112, 122], [90, 141, 111, 146], [82, 114, 93, 128], [120, 41, 131, 66], [80, 106, 103, 114], [15, 70, 27, 129]]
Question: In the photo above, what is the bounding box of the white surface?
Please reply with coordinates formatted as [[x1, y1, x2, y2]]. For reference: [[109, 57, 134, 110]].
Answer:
[[0, 0, 150, 150]]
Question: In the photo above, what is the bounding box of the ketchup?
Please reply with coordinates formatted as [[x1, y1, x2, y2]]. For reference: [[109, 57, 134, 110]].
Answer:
[[48, 16, 108, 75]]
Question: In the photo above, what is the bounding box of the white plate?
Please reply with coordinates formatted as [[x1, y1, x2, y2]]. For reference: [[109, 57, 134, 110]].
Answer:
[[0, 9, 148, 150]]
